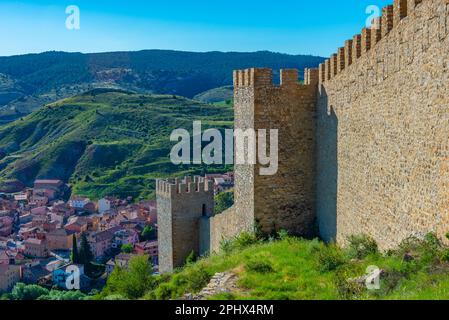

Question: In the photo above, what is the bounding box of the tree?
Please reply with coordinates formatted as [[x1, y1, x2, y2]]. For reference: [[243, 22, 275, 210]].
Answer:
[[71, 234, 79, 263], [78, 232, 93, 266], [214, 190, 234, 214], [102, 255, 155, 299], [10, 283, 49, 300], [141, 225, 154, 241], [121, 244, 133, 253]]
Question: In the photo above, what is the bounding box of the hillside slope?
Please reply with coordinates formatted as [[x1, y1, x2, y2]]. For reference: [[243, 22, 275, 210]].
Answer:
[[99, 233, 449, 300], [193, 86, 234, 103], [0, 50, 324, 123], [0, 89, 233, 199]]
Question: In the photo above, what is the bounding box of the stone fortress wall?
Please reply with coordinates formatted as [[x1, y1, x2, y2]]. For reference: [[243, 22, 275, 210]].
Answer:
[[157, 0, 449, 272], [316, 0, 449, 249]]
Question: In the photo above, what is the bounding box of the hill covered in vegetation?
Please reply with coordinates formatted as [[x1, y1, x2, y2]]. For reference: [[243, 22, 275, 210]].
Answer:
[[97, 232, 449, 300], [0, 50, 324, 123], [0, 88, 233, 199], [193, 86, 234, 104]]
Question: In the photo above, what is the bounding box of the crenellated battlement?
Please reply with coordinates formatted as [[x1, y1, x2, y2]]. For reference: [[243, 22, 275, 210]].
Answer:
[[319, 0, 427, 84], [158, 0, 449, 268], [156, 176, 213, 199], [233, 67, 318, 88]]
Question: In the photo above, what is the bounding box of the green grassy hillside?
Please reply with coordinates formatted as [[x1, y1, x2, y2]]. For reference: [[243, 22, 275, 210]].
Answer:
[[193, 86, 234, 103], [0, 88, 233, 199], [98, 232, 449, 300]]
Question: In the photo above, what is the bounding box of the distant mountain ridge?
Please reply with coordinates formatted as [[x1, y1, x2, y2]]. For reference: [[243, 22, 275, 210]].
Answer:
[[0, 50, 324, 123]]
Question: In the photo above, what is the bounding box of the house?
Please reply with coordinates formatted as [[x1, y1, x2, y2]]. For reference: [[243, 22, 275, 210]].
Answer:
[[0, 250, 25, 265], [0, 250, 9, 265], [31, 213, 48, 228], [18, 226, 40, 240], [205, 173, 235, 195], [134, 240, 158, 265], [106, 253, 136, 274], [31, 206, 47, 215], [33, 188, 57, 201], [21, 260, 49, 284], [0, 216, 13, 237], [46, 228, 78, 251], [0, 265, 21, 293], [52, 263, 89, 290], [65, 217, 89, 234], [43, 221, 58, 232], [14, 193, 29, 202], [34, 179, 64, 191], [24, 238, 48, 258], [33, 179, 65, 200], [87, 226, 121, 259], [51, 201, 75, 218], [98, 198, 112, 214], [30, 195, 49, 207], [112, 229, 139, 249], [68, 197, 91, 211]]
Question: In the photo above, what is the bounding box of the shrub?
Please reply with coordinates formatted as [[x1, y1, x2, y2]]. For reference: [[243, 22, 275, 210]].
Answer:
[[346, 235, 378, 259], [277, 229, 290, 241], [424, 232, 441, 250], [185, 250, 197, 265], [316, 244, 346, 272], [439, 250, 449, 263], [182, 265, 211, 293], [220, 232, 260, 254], [245, 260, 274, 274], [153, 283, 176, 300], [235, 232, 260, 249], [395, 235, 442, 266], [334, 268, 366, 300], [10, 283, 49, 300]]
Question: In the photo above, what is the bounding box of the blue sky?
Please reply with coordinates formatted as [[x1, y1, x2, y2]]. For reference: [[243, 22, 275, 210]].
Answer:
[[0, 0, 392, 57]]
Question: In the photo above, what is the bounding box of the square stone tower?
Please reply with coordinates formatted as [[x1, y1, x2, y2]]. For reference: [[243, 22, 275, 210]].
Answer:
[[232, 68, 319, 237], [156, 176, 214, 273]]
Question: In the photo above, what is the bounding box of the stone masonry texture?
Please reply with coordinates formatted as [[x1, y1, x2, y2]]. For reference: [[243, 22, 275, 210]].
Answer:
[[317, 0, 449, 249], [156, 177, 214, 272], [157, 0, 449, 267]]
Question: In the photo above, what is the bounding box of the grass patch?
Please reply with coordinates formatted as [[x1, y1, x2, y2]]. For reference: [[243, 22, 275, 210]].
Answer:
[[98, 232, 449, 300]]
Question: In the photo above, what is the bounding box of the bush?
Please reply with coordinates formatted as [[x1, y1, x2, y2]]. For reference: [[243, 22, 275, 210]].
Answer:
[[346, 235, 378, 259], [395, 234, 442, 266], [245, 260, 274, 274], [220, 232, 260, 255], [214, 191, 234, 214], [185, 250, 197, 265], [334, 268, 366, 300], [10, 283, 49, 300], [234, 232, 260, 249], [153, 283, 176, 300], [316, 244, 346, 272], [182, 265, 211, 293], [277, 229, 290, 241], [120, 244, 133, 253]]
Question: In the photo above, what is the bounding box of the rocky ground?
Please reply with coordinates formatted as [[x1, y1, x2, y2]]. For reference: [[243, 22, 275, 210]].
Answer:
[[183, 272, 241, 300]]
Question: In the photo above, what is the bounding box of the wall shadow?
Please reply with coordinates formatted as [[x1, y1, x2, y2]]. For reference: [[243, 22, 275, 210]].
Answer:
[[315, 86, 338, 242]]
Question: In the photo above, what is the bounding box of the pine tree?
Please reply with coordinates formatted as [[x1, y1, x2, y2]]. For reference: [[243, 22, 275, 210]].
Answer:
[[71, 234, 79, 263], [78, 232, 93, 265]]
